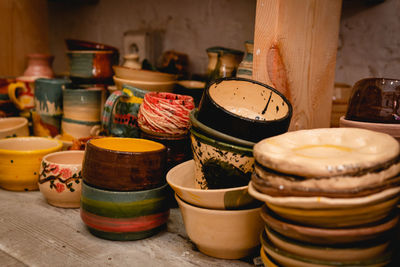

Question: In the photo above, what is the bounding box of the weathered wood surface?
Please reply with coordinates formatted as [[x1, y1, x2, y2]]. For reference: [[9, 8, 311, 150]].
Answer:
[[0, 189, 253, 267], [253, 0, 342, 131]]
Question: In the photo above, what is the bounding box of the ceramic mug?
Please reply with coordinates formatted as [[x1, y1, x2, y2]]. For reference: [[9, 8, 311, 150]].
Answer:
[[102, 85, 148, 138], [63, 88, 105, 122], [38, 150, 84, 208], [8, 76, 36, 110]]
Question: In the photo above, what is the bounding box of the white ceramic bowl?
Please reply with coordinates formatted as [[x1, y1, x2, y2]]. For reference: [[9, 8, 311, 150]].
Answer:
[[113, 76, 176, 92], [166, 160, 260, 210], [0, 117, 29, 138], [175, 194, 264, 259]]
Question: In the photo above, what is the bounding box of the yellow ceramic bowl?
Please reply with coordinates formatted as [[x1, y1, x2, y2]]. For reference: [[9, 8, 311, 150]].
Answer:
[[0, 137, 63, 191], [267, 195, 400, 228], [167, 160, 260, 210]]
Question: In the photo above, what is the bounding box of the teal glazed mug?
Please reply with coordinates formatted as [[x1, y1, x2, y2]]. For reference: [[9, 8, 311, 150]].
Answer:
[[102, 85, 148, 138]]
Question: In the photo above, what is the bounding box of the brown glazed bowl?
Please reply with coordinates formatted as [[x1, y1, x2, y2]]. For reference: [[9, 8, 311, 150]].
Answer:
[[345, 78, 400, 123], [82, 137, 167, 191], [65, 39, 119, 52], [197, 77, 292, 143]]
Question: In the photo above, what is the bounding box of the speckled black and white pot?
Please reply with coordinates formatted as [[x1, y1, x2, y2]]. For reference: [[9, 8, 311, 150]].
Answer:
[[190, 128, 254, 189]]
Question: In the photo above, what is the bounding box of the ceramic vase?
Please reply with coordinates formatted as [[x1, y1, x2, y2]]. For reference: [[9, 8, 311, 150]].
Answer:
[[236, 41, 254, 79], [23, 54, 54, 78], [206, 46, 244, 84]]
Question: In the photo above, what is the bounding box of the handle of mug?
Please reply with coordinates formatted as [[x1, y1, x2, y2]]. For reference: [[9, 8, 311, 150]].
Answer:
[[8, 82, 26, 110], [101, 87, 133, 135]]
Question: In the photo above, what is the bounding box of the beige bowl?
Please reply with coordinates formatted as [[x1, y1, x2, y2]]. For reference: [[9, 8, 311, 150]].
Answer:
[[166, 160, 260, 210], [0, 117, 29, 138], [0, 137, 63, 191], [38, 150, 84, 208], [175, 194, 264, 259], [113, 66, 177, 82], [113, 76, 176, 92]]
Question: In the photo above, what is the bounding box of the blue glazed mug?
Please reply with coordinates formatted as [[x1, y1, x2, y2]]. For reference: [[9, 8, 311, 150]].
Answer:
[[102, 85, 148, 138]]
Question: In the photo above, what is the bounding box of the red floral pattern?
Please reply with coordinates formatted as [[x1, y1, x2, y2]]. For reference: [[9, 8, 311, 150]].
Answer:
[[59, 168, 72, 179], [55, 183, 65, 193]]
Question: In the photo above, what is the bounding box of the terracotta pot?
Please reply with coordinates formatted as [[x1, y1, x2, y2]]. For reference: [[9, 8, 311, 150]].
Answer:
[[198, 77, 292, 143], [23, 54, 54, 78], [82, 137, 167, 191]]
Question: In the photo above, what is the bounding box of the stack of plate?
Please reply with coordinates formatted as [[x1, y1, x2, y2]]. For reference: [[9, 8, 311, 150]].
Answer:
[[248, 128, 400, 266]]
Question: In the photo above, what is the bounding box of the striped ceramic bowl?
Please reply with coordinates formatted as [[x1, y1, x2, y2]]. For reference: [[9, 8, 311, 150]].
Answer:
[[80, 181, 169, 241]]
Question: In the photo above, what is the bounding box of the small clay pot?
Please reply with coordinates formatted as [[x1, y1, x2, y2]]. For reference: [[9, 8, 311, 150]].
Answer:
[[82, 137, 167, 191]]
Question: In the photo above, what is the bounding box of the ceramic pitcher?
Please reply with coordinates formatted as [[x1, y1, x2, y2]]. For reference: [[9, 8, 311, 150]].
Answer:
[[102, 85, 148, 137], [8, 76, 36, 110]]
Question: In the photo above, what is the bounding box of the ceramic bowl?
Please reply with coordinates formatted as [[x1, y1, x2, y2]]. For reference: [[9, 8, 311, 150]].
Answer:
[[65, 39, 119, 52], [340, 116, 400, 142], [197, 77, 292, 143], [190, 127, 254, 189], [82, 137, 167, 191], [67, 50, 118, 84], [113, 76, 176, 92], [260, 230, 392, 267], [175, 194, 264, 259], [81, 181, 169, 241], [189, 108, 255, 148], [345, 78, 400, 124], [260, 205, 399, 245], [113, 66, 177, 82], [0, 117, 29, 138], [248, 181, 400, 210], [38, 150, 84, 208], [0, 137, 62, 191], [265, 226, 390, 263], [258, 189, 400, 228], [166, 160, 260, 210]]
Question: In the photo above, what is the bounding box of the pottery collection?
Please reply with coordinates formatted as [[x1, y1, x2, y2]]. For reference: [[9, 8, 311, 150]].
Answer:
[[1, 35, 399, 265], [249, 127, 400, 265]]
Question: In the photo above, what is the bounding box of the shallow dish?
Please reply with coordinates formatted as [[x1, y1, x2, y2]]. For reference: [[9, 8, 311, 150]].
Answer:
[[260, 205, 399, 245], [83, 137, 167, 191], [189, 108, 255, 148], [340, 116, 400, 142], [166, 160, 260, 210], [0, 117, 29, 138], [0, 137, 62, 191], [81, 182, 169, 241], [197, 77, 292, 143], [38, 150, 84, 208], [261, 231, 392, 267], [113, 66, 177, 82], [265, 226, 390, 262], [248, 181, 400, 209], [113, 76, 176, 92], [254, 127, 399, 177], [175, 193, 263, 259], [190, 127, 254, 189]]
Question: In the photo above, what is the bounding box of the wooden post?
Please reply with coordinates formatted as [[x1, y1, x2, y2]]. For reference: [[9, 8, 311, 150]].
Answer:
[[0, 0, 50, 76], [253, 0, 342, 130]]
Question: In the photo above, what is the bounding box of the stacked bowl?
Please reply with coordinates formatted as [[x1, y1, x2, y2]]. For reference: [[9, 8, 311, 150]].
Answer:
[[80, 137, 170, 241], [248, 127, 400, 266], [113, 66, 177, 92]]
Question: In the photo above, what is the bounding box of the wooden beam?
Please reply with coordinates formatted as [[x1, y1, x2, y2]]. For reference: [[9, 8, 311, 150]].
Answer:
[[253, 0, 342, 130]]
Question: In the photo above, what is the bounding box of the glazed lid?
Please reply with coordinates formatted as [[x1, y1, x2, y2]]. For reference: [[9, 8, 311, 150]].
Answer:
[[253, 127, 400, 177]]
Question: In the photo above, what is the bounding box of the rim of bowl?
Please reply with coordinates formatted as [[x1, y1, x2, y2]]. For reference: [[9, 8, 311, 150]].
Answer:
[[260, 205, 399, 238], [260, 231, 392, 266], [175, 193, 261, 214], [82, 180, 168, 195], [87, 137, 166, 155], [66, 50, 115, 54], [42, 150, 85, 166], [190, 127, 253, 154], [113, 65, 178, 78], [190, 108, 255, 148], [0, 117, 28, 133], [113, 76, 176, 85], [340, 117, 400, 137], [204, 77, 293, 124], [0, 137, 62, 154], [166, 160, 249, 193]]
